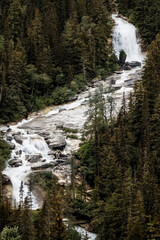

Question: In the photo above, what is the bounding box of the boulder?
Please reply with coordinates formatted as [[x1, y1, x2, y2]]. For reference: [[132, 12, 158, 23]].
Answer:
[[9, 159, 22, 167], [124, 65, 132, 71], [113, 84, 122, 90], [125, 61, 141, 68], [81, 100, 88, 106], [2, 174, 11, 185], [14, 135, 23, 145], [68, 95, 78, 101], [48, 136, 67, 151], [28, 153, 42, 163], [31, 163, 56, 171], [6, 135, 13, 141], [59, 108, 66, 113], [8, 142, 15, 150]]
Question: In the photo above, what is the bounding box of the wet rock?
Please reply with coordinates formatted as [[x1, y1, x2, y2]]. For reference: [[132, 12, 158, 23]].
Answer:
[[68, 95, 78, 101], [31, 163, 56, 171], [124, 65, 132, 70], [114, 71, 123, 74], [14, 135, 23, 145], [0, 126, 9, 133], [125, 61, 141, 68], [6, 135, 13, 141], [113, 84, 122, 90], [9, 159, 22, 167], [48, 136, 67, 151], [28, 153, 42, 163], [16, 150, 22, 155], [59, 108, 66, 113], [41, 159, 46, 162], [2, 174, 11, 185], [81, 100, 88, 106], [8, 142, 15, 150]]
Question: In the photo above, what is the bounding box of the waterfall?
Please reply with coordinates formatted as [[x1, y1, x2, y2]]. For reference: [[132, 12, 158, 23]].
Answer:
[[112, 14, 144, 62], [2, 15, 145, 214]]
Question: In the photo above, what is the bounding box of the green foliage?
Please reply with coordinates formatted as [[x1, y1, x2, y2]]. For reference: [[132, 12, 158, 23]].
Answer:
[[0, 139, 11, 171], [57, 126, 78, 134], [0, 226, 21, 240], [29, 172, 57, 192], [117, 0, 160, 45], [0, 0, 115, 123], [67, 135, 78, 140]]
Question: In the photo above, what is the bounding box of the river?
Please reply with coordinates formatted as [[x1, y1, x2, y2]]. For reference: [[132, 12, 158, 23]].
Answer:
[[0, 14, 145, 240]]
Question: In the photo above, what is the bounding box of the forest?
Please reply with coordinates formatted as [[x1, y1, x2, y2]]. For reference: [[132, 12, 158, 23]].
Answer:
[[0, 0, 160, 239]]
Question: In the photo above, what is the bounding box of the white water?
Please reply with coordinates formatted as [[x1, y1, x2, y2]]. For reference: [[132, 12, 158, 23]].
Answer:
[[1, 14, 144, 239], [112, 14, 144, 62]]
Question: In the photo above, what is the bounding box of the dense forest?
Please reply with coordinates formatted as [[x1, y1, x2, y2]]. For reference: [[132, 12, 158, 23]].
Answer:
[[73, 33, 160, 239], [0, 0, 118, 123], [0, 0, 160, 240], [117, 0, 160, 45]]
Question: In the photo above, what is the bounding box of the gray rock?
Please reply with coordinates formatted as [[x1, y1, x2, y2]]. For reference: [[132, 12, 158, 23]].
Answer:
[[0, 126, 9, 133], [68, 95, 78, 101], [8, 142, 15, 150], [9, 159, 22, 167], [113, 84, 122, 90], [14, 135, 23, 145], [2, 174, 11, 185], [41, 159, 46, 162], [6, 135, 13, 141], [114, 71, 123, 74], [81, 100, 88, 106], [124, 65, 132, 70], [28, 153, 42, 163], [59, 108, 66, 113], [126, 61, 141, 68], [16, 150, 22, 155], [48, 136, 67, 151]]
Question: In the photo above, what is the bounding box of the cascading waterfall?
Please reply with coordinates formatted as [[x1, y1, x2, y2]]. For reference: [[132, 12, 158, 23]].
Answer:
[[1, 15, 145, 240], [112, 14, 144, 62]]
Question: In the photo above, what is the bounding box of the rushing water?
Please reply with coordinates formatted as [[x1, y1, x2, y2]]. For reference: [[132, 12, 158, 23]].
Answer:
[[112, 14, 144, 62], [1, 14, 145, 240]]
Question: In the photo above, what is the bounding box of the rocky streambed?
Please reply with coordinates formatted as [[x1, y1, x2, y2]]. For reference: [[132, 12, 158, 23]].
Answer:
[[0, 14, 145, 215]]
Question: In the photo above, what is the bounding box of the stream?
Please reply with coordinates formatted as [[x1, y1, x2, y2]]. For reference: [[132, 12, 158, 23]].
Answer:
[[0, 14, 145, 240]]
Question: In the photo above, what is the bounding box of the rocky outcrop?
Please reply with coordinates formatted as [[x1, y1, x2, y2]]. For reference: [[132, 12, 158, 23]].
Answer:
[[9, 158, 22, 167], [28, 153, 42, 163], [14, 135, 23, 145], [48, 135, 67, 151], [125, 61, 141, 68]]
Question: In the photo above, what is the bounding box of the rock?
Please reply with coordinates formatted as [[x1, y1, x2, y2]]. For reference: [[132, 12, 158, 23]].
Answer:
[[59, 108, 66, 113], [113, 84, 122, 90], [6, 135, 13, 141], [41, 159, 46, 162], [31, 163, 56, 171], [8, 142, 15, 150], [124, 65, 132, 70], [81, 100, 88, 106], [28, 153, 42, 163], [12, 132, 21, 136], [126, 61, 141, 68], [16, 150, 22, 155], [0, 126, 9, 133], [9, 159, 22, 167], [68, 95, 78, 101], [2, 174, 11, 185], [14, 135, 23, 145], [49, 135, 67, 151], [114, 71, 123, 74]]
